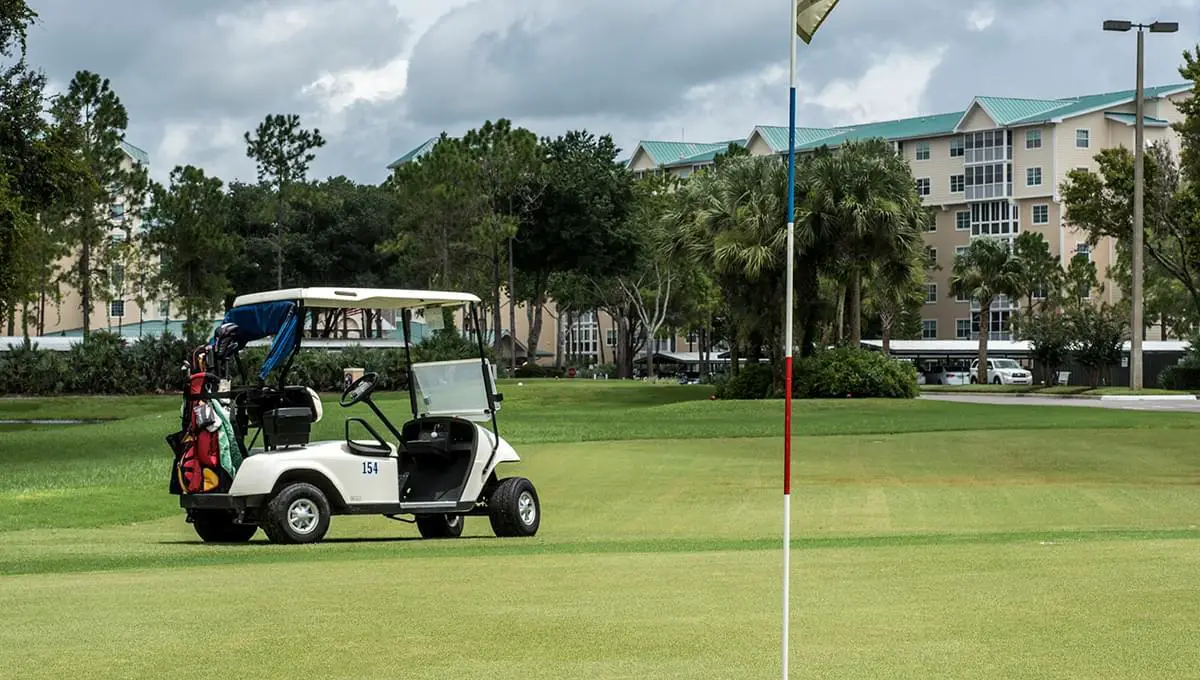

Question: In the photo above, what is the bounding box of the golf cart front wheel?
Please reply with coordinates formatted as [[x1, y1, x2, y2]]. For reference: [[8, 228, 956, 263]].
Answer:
[[262, 482, 331, 544], [488, 477, 540, 537], [416, 513, 464, 539], [191, 510, 258, 543]]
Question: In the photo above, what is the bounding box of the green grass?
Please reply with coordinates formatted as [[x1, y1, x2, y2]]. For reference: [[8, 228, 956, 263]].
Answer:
[[3, 381, 1200, 678]]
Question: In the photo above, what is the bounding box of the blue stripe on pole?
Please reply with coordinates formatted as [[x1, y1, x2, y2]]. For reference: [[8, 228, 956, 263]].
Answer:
[[786, 86, 797, 222]]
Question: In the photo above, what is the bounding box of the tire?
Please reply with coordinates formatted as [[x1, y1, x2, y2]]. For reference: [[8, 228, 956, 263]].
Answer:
[[191, 510, 258, 543], [487, 477, 540, 537], [261, 482, 331, 544], [416, 513, 464, 539], [992, 376, 1002, 384]]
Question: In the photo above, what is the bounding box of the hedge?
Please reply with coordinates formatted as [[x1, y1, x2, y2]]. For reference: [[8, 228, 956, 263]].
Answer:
[[714, 347, 918, 400], [0, 330, 489, 396]]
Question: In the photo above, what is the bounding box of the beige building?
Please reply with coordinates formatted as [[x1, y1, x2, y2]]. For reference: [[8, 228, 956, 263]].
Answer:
[[10, 141, 177, 338], [621, 82, 1193, 341]]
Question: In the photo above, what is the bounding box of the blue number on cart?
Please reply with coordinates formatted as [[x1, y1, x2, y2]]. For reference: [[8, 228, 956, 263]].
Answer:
[[362, 461, 379, 475]]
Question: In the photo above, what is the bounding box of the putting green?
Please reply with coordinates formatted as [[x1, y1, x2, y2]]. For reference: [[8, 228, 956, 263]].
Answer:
[[2, 382, 1199, 678]]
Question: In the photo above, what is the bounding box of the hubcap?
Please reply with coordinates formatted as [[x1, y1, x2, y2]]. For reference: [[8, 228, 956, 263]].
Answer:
[[517, 491, 537, 526], [447, 514, 461, 527], [287, 498, 319, 534]]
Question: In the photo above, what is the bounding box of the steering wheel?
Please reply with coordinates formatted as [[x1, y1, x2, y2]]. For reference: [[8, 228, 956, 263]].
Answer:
[[340, 372, 379, 408]]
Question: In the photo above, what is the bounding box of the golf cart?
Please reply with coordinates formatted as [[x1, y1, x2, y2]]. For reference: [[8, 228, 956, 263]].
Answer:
[[166, 286, 540, 544]]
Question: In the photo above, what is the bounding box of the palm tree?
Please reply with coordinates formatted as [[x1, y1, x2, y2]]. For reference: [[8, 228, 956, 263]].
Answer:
[[800, 139, 928, 346], [950, 236, 1024, 384]]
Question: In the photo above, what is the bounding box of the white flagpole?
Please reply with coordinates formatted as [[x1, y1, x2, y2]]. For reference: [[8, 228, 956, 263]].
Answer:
[[783, 0, 798, 678]]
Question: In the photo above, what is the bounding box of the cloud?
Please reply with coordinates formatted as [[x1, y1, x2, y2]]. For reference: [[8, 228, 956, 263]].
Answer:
[[17, 0, 1199, 185], [967, 4, 996, 32]]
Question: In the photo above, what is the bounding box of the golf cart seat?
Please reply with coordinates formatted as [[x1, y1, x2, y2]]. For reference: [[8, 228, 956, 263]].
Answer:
[[401, 418, 476, 461]]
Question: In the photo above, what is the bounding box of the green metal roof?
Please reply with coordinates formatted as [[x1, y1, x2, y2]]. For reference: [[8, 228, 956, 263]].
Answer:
[[1104, 112, 1170, 127], [636, 140, 744, 166], [387, 136, 439, 169], [972, 97, 1069, 126], [1005, 83, 1191, 125], [119, 140, 150, 165], [661, 139, 748, 167], [750, 126, 847, 153]]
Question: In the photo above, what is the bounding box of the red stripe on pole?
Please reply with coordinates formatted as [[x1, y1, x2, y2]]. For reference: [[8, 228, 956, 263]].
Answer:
[[784, 355, 793, 495]]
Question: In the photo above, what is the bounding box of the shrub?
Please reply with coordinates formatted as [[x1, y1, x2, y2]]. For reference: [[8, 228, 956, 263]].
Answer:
[[0, 331, 487, 396], [717, 363, 774, 400], [793, 347, 918, 399]]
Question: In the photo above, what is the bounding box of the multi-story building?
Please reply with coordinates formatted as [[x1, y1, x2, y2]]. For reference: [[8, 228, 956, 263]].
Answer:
[[9, 141, 175, 337], [622, 82, 1193, 341]]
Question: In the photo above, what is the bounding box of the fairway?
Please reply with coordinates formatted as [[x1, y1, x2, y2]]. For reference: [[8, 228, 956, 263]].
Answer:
[[2, 381, 1200, 678]]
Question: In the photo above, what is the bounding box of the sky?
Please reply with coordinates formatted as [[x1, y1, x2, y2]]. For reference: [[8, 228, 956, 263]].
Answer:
[[21, 0, 1200, 187]]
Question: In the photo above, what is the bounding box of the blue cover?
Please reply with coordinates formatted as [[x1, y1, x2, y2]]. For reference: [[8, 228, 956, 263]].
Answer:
[[216, 301, 301, 380]]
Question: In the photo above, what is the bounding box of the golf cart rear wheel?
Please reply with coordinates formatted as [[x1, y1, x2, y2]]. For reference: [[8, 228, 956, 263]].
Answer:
[[487, 477, 540, 537], [191, 510, 258, 543], [262, 482, 331, 544], [416, 513, 464, 539]]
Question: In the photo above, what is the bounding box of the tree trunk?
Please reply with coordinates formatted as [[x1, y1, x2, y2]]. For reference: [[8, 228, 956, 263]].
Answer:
[[526, 293, 545, 366], [834, 284, 846, 344], [80, 233, 92, 336], [6, 307, 15, 336], [977, 300, 991, 384], [848, 272, 863, 348], [507, 238, 516, 371], [38, 288, 45, 335], [555, 311, 563, 369], [491, 243, 502, 353], [881, 316, 892, 355]]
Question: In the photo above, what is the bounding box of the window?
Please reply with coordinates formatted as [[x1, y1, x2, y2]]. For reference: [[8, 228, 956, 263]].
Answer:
[[1025, 129, 1042, 149], [915, 142, 930, 160], [159, 299, 170, 319], [1075, 129, 1090, 148], [915, 178, 931, 196], [950, 174, 965, 193], [1032, 204, 1049, 224], [922, 320, 937, 339], [925, 283, 937, 303], [956, 289, 971, 303], [955, 211, 970, 231], [970, 200, 1018, 237], [949, 137, 964, 157], [606, 329, 616, 347], [956, 319, 972, 339], [955, 245, 969, 258], [110, 263, 125, 290], [1026, 167, 1042, 186], [109, 299, 125, 317], [1076, 242, 1092, 261], [972, 309, 1013, 341], [925, 247, 937, 265]]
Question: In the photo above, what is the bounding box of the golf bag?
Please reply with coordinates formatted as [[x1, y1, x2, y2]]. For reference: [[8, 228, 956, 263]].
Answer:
[[167, 343, 241, 495]]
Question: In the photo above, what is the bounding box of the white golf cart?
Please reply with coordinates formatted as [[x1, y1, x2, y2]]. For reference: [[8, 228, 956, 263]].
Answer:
[[166, 287, 540, 544]]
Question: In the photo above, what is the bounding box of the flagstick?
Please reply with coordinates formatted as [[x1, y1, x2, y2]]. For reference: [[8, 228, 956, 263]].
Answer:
[[783, 0, 798, 678]]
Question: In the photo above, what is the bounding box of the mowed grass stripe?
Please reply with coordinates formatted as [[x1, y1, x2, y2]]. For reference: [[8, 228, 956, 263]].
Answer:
[[3, 527, 1199, 576]]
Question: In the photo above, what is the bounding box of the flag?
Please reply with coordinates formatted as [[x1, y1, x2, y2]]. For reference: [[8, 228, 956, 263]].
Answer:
[[795, 0, 840, 44]]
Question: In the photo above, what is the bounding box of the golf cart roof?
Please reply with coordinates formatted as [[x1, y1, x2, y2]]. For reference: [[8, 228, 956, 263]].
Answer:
[[232, 287, 481, 310]]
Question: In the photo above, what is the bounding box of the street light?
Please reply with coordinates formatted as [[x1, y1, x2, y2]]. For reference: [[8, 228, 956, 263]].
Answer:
[[1103, 18, 1178, 390]]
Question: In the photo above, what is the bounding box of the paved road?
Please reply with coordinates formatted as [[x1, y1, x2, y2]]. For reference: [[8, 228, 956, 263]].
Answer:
[[919, 393, 1200, 412]]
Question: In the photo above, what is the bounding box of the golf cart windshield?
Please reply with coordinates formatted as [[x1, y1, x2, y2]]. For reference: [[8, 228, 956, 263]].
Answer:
[[411, 359, 497, 421]]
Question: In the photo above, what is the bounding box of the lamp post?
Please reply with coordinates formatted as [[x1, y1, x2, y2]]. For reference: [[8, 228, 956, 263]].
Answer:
[[1103, 19, 1178, 390]]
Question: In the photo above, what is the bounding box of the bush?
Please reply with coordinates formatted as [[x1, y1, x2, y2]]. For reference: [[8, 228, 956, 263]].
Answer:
[[716, 363, 774, 400], [0, 331, 486, 396], [793, 347, 918, 399], [1158, 365, 1200, 390]]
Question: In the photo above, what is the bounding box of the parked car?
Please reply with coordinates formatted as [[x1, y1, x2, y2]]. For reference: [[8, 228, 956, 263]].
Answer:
[[970, 358, 1033, 385], [932, 363, 972, 385]]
